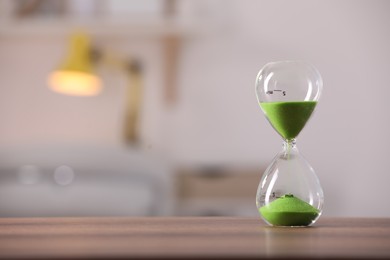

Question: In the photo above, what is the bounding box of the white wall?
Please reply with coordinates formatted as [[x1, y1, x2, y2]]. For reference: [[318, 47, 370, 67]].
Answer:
[[0, 0, 389, 217]]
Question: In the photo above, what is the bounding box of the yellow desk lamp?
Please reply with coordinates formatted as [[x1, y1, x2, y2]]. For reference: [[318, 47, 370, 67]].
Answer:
[[48, 32, 102, 96]]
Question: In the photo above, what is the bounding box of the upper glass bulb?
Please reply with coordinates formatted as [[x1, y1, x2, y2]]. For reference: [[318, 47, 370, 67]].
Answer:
[[255, 61, 323, 141]]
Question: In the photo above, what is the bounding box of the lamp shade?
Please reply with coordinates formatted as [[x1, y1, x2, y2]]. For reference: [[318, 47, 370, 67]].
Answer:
[[48, 32, 102, 96]]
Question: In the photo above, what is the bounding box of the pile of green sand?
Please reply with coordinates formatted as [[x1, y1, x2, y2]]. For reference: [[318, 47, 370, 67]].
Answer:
[[260, 101, 317, 140], [259, 194, 319, 226]]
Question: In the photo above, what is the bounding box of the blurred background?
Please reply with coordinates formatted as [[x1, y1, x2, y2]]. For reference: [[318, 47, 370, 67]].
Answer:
[[0, 0, 389, 217]]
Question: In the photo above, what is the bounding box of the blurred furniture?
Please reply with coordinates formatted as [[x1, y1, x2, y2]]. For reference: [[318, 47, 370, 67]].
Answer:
[[0, 217, 389, 259], [175, 167, 261, 216], [0, 145, 173, 217]]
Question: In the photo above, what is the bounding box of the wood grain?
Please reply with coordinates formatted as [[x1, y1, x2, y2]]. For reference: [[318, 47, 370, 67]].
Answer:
[[0, 217, 389, 259]]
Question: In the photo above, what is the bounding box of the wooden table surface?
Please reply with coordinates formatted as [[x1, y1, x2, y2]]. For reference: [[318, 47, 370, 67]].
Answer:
[[0, 217, 389, 259]]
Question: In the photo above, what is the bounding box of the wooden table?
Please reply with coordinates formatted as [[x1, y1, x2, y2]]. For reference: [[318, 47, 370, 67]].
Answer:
[[0, 217, 389, 259]]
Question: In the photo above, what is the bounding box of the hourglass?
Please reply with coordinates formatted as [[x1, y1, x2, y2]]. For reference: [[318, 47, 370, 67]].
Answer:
[[255, 61, 323, 227]]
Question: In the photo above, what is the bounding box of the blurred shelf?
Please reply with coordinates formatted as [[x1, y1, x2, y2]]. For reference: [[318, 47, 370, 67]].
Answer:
[[0, 0, 208, 39], [0, 17, 206, 39]]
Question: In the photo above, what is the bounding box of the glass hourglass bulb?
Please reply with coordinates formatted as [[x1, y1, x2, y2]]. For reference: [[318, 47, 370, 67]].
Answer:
[[255, 61, 323, 227]]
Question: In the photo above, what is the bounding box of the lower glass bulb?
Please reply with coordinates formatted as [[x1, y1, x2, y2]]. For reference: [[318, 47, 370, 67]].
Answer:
[[256, 140, 324, 227]]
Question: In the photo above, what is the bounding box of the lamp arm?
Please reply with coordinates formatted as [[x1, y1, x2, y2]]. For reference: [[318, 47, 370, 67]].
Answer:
[[93, 48, 143, 145]]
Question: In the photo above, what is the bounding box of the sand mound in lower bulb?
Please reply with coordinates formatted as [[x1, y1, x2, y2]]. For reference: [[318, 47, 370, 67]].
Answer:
[[259, 194, 319, 226]]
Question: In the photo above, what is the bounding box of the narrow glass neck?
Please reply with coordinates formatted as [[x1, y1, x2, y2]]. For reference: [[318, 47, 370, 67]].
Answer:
[[283, 138, 297, 149], [281, 139, 298, 159]]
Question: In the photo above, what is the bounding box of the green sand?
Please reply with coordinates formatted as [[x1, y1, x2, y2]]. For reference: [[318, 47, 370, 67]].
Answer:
[[259, 194, 319, 226], [260, 101, 317, 140]]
